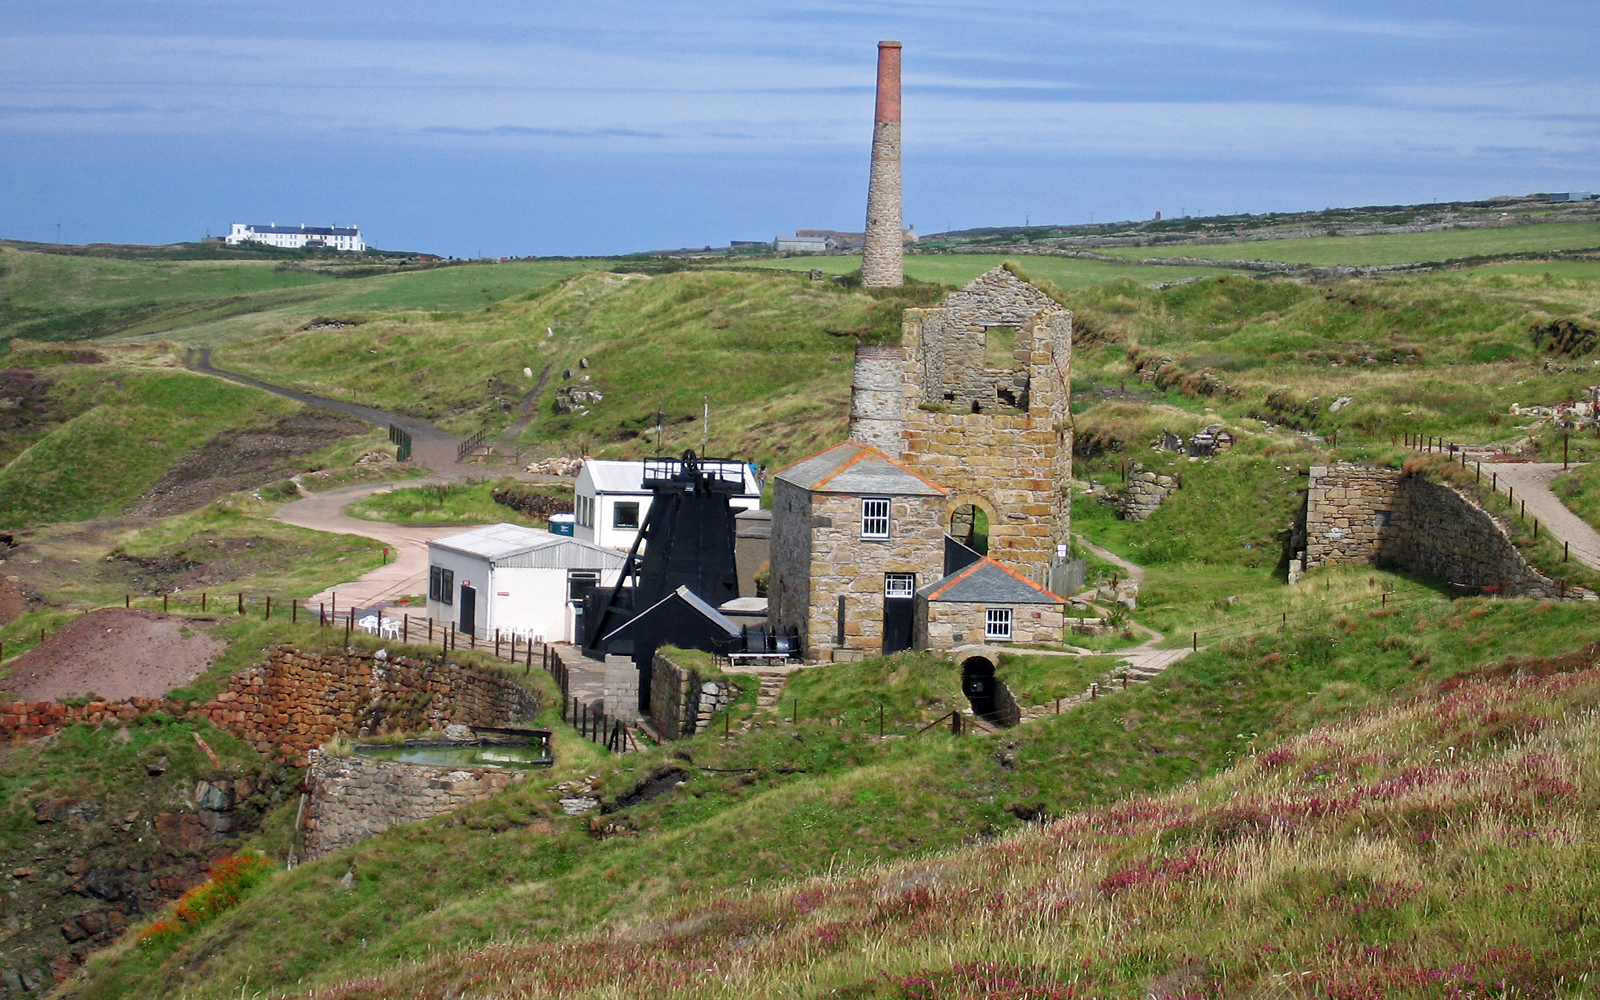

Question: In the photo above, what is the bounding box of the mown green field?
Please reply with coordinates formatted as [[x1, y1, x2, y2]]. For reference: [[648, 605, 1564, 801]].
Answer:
[[1103, 220, 1600, 265]]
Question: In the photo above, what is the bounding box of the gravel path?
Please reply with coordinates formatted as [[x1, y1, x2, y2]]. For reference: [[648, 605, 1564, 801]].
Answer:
[[1480, 463, 1600, 571], [275, 481, 471, 613]]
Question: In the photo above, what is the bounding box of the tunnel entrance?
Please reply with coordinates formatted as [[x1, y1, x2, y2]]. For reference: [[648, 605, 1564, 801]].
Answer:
[[961, 655, 1020, 727], [961, 656, 998, 719]]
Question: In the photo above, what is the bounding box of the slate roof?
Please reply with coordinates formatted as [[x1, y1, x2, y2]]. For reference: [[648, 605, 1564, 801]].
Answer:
[[430, 523, 627, 570], [242, 224, 360, 236], [774, 441, 946, 497], [919, 556, 1063, 605], [600, 585, 741, 642]]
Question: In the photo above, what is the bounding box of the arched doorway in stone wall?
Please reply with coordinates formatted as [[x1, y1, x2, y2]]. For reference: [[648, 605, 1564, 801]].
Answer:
[[948, 504, 990, 555]]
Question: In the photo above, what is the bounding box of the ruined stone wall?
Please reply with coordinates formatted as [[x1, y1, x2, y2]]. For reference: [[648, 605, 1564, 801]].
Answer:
[[1, 646, 540, 765], [1121, 469, 1177, 521], [849, 345, 905, 456], [647, 650, 740, 740], [302, 750, 525, 859], [916, 601, 1064, 649], [801, 491, 946, 659], [1301, 463, 1575, 598], [888, 268, 1073, 574], [769, 479, 813, 648]]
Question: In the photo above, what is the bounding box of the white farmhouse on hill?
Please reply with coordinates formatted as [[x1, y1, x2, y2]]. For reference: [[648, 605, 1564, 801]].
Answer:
[[226, 222, 365, 251], [574, 459, 762, 552]]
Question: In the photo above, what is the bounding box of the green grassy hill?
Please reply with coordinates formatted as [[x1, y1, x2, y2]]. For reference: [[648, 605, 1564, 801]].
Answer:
[[65, 577, 1600, 999], [0, 244, 595, 352], [211, 269, 947, 467]]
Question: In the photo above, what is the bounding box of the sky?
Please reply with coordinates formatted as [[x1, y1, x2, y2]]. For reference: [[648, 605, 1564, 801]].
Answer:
[[2, 1, 1597, 257]]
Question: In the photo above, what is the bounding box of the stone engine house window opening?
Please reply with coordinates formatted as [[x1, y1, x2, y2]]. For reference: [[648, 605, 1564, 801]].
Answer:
[[884, 573, 915, 598], [429, 566, 454, 606], [1376, 509, 1392, 528], [862, 497, 891, 538], [949, 504, 989, 555], [983, 324, 1018, 369], [985, 607, 1012, 641], [613, 501, 640, 529]]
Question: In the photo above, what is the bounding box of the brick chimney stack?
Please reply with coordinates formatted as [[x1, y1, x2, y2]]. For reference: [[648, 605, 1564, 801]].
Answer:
[[862, 41, 903, 288]]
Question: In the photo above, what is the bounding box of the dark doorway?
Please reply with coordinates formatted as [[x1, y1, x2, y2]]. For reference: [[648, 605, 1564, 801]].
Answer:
[[882, 573, 915, 654], [961, 656, 997, 718], [459, 584, 477, 637]]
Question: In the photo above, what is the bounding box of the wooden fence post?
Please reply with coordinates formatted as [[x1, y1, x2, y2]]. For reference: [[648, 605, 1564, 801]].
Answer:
[[124, 595, 129, 608], [265, 596, 271, 620], [292, 599, 298, 624], [162, 594, 168, 612], [345, 609, 352, 643], [237, 593, 244, 615], [495, 629, 501, 658]]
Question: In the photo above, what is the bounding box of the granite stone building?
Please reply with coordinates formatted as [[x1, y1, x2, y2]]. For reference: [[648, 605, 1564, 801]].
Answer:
[[771, 266, 1072, 659]]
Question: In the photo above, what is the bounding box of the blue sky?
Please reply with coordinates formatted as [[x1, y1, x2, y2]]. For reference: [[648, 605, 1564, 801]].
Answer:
[[2, 1, 1597, 256]]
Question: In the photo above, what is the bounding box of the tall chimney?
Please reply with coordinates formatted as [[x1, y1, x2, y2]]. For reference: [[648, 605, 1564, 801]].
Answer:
[[862, 41, 903, 288]]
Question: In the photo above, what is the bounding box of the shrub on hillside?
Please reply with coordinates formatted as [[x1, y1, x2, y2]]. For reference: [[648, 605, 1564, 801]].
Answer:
[[138, 850, 275, 946]]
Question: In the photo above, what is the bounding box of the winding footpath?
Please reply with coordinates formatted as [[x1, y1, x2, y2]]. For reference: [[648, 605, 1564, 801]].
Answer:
[[1479, 462, 1600, 572]]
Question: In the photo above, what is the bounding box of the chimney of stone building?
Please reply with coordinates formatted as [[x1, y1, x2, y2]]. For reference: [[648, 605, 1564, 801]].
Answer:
[[862, 41, 904, 288]]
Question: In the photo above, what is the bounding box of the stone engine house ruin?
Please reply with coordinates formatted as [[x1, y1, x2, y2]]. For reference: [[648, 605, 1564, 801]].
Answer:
[[772, 266, 1073, 660], [849, 265, 1072, 575]]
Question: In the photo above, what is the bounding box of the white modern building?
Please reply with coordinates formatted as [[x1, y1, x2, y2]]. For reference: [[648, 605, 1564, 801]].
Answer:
[[226, 222, 365, 251], [425, 523, 627, 643], [574, 460, 762, 552]]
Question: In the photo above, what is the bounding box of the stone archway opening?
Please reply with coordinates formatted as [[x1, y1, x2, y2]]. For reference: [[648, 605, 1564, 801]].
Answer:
[[949, 504, 989, 555]]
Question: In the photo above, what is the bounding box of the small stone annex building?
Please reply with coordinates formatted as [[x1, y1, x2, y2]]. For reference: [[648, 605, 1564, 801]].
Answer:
[[771, 266, 1073, 659]]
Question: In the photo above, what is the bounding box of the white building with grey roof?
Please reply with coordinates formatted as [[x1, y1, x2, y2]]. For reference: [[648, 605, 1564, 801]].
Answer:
[[425, 523, 626, 644], [226, 222, 365, 251]]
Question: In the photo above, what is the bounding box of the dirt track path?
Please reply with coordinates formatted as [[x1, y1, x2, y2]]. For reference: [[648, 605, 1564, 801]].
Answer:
[[1480, 462, 1600, 571], [275, 481, 468, 613]]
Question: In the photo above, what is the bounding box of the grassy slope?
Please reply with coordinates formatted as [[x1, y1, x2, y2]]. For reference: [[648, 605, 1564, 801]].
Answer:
[[1103, 220, 1600, 265], [213, 270, 938, 468], [0, 369, 302, 528], [1551, 462, 1600, 529], [0, 245, 596, 351], [1064, 268, 1600, 449], [71, 577, 1600, 1000], [315, 658, 1600, 1000]]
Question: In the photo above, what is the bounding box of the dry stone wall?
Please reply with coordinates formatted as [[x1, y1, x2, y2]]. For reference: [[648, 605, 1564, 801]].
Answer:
[[647, 650, 740, 740], [303, 750, 525, 859], [1, 645, 539, 766], [1120, 468, 1177, 521], [1299, 463, 1577, 598]]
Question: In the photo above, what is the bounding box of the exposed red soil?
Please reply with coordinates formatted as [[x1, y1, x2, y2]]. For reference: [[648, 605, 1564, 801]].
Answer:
[[0, 608, 225, 702]]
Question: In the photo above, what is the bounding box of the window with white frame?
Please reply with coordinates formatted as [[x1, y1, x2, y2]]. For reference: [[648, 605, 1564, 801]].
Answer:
[[884, 573, 915, 598], [576, 495, 595, 528], [984, 608, 1012, 641], [861, 497, 890, 538]]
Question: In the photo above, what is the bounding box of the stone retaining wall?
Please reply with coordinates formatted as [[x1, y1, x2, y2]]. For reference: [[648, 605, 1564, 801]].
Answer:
[[303, 750, 525, 859], [648, 650, 740, 741], [1, 645, 540, 765], [1298, 462, 1578, 598]]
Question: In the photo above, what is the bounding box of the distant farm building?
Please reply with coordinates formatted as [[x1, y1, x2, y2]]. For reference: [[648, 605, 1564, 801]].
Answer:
[[226, 222, 366, 251], [774, 235, 829, 253]]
